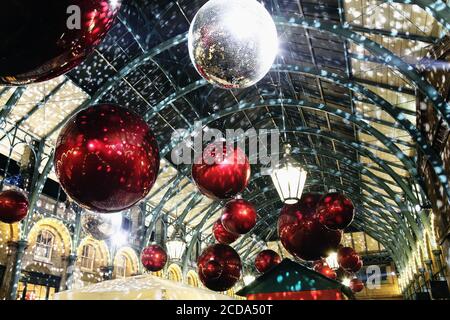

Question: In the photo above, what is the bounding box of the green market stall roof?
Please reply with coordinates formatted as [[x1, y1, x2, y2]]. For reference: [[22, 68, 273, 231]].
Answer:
[[236, 259, 354, 300]]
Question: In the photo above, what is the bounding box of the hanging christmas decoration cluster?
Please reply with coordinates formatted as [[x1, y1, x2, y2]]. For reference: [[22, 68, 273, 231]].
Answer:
[[54, 104, 160, 214], [278, 193, 342, 261], [277, 192, 355, 261], [0, 0, 121, 85], [312, 247, 364, 292]]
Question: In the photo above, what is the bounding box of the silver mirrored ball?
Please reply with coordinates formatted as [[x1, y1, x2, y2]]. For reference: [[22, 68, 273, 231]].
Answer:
[[188, 0, 278, 89], [81, 211, 122, 241]]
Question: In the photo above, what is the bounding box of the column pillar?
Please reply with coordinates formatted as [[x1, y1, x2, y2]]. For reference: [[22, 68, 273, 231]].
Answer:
[[7, 240, 27, 300], [60, 254, 77, 291], [101, 266, 114, 281], [432, 249, 446, 279], [418, 267, 428, 291], [424, 259, 434, 280]]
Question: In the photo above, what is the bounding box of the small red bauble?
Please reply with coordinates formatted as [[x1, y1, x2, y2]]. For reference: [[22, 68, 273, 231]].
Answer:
[[314, 264, 337, 280], [349, 278, 364, 293], [221, 198, 257, 234], [317, 192, 355, 230], [0, 1, 121, 85], [338, 246, 361, 272], [141, 245, 167, 272], [192, 142, 250, 200], [54, 104, 160, 213], [0, 190, 29, 224], [213, 219, 239, 244], [197, 244, 242, 292], [353, 259, 363, 273], [278, 193, 342, 261], [254, 249, 281, 273]]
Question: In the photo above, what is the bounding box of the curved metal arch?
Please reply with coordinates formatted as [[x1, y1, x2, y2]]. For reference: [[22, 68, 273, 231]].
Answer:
[[161, 102, 421, 213], [408, 0, 450, 32], [43, 32, 189, 139], [274, 16, 450, 128], [143, 81, 416, 182], [219, 169, 415, 247], [272, 63, 450, 206], [137, 61, 449, 209]]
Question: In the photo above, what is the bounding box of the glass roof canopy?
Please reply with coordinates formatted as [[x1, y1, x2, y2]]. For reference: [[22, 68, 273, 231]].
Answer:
[[0, 0, 445, 266]]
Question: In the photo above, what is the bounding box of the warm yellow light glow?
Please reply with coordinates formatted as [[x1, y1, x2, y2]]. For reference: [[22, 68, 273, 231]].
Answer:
[[342, 278, 351, 287], [325, 252, 339, 270], [271, 145, 307, 204], [243, 274, 256, 285]]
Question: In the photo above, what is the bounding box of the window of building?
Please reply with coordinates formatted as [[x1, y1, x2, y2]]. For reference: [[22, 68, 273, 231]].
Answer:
[[352, 232, 366, 253], [34, 230, 54, 263], [116, 255, 128, 278], [80, 244, 96, 270]]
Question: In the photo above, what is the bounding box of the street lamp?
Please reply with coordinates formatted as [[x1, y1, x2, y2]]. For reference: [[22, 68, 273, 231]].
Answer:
[[270, 144, 307, 204], [166, 230, 187, 262]]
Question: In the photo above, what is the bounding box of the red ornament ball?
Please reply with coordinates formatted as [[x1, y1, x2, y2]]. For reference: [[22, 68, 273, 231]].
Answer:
[[314, 264, 337, 280], [278, 193, 342, 261], [254, 249, 281, 273], [0, 189, 29, 224], [349, 278, 364, 293], [197, 244, 242, 292], [221, 198, 257, 234], [54, 104, 160, 213], [338, 246, 361, 272], [0, 1, 121, 85], [213, 219, 239, 244], [317, 192, 355, 230], [192, 142, 250, 200], [353, 259, 363, 273], [141, 245, 167, 272]]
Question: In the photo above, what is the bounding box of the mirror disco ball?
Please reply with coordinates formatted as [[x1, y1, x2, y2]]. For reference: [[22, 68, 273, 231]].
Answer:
[[81, 211, 122, 241], [188, 0, 278, 89]]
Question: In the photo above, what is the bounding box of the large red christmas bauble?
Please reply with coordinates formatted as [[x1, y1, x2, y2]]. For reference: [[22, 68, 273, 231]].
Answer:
[[221, 198, 257, 234], [278, 193, 342, 261], [192, 142, 250, 200], [317, 192, 355, 230], [337, 246, 361, 272], [314, 264, 337, 280], [349, 278, 364, 293], [254, 249, 281, 273], [213, 219, 239, 244], [0, 1, 121, 85], [54, 104, 160, 213], [197, 244, 242, 291], [0, 190, 29, 224], [141, 245, 167, 272]]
